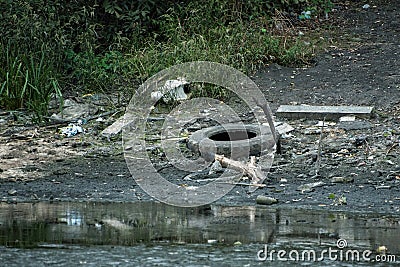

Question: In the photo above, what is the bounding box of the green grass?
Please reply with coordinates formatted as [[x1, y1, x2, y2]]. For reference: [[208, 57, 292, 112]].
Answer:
[[0, 42, 63, 121], [124, 22, 313, 82], [1, 0, 330, 119], [114, 18, 315, 100]]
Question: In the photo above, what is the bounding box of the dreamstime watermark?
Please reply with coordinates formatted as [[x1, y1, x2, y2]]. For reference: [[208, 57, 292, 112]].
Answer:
[[257, 239, 397, 263], [122, 61, 276, 207]]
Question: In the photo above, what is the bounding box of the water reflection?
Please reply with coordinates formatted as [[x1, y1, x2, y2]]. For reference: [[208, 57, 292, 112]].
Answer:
[[0, 202, 399, 254]]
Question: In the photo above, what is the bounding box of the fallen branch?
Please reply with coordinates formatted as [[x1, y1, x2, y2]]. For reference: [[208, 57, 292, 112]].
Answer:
[[214, 154, 267, 187], [253, 97, 281, 153], [315, 117, 325, 175], [386, 142, 399, 156]]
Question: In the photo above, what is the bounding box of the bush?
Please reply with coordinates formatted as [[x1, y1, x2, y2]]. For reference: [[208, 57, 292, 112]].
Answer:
[[0, 0, 333, 117], [0, 42, 62, 121]]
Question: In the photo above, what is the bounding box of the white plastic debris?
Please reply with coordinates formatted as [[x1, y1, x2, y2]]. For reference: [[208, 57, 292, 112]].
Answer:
[[316, 121, 336, 127], [151, 78, 189, 103], [339, 116, 356, 122], [273, 121, 294, 135], [60, 124, 84, 137], [362, 4, 370, 9], [209, 160, 223, 175]]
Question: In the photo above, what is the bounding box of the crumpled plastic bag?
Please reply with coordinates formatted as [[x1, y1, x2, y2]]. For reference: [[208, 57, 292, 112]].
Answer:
[[59, 124, 84, 137]]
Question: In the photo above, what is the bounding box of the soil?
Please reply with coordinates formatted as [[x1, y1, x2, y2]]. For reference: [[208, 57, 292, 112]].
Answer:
[[0, 0, 399, 213]]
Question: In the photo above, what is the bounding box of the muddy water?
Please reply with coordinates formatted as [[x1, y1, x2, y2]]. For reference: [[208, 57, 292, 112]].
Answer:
[[0, 202, 399, 266]]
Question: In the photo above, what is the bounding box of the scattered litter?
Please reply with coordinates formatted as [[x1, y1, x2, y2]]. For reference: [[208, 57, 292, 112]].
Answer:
[[151, 78, 189, 103], [297, 181, 325, 193], [375, 185, 391, 189], [304, 127, 322, 135], [8, 189, 17, 196], [299, 10, 312, 20], [316, 121, 335, 127], [376, 246, 387, 254], [362, 4, 370, 9], [185, 185, 198, 190], [209, 160, 223, 175], [59, 124, 84, 137], [339, 116, 356, 122], [337, 196, 347, 205]]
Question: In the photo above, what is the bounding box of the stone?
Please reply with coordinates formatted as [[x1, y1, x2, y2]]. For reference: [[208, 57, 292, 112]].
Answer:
[[256, 195, 278, 205], [101, 116, 125, 138], [337, 120, 372, 130]]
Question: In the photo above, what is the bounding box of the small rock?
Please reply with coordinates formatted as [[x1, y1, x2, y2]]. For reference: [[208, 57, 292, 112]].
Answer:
[[330, 176, 354, 183], [53, 169, 68, 175], [353, 135, 368, 146], [338, 121, 372, 131], [256, 195, 278, 205]]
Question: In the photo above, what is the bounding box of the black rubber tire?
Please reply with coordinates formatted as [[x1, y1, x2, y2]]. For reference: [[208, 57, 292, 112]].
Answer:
[[187, 124, 273, 160]]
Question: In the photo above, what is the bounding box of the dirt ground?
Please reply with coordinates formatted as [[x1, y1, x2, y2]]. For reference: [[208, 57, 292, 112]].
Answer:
[[0, 0, 399, 213]]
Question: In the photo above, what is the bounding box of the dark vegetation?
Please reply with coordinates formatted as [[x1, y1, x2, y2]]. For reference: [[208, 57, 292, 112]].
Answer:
[[0, 0, 333, 120]]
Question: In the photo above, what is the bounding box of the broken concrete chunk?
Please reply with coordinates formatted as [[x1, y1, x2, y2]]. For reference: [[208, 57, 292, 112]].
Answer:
[[101, 116, 125, 138], [276, 105, 374, 120], [274, 121, 294, 135]]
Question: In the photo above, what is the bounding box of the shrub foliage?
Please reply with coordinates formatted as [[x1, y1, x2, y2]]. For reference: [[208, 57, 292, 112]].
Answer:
[[0, 0, 332, 118]]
